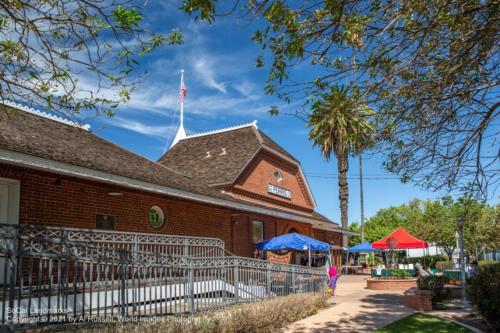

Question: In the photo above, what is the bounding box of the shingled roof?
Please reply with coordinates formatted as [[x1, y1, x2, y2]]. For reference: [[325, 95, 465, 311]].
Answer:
[[158, 122, 298, 186], [0, 104, 229, 199], [0, 103, 341, 229]]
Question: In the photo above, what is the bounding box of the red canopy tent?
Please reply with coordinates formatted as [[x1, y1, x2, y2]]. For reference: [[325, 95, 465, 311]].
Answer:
[[372, 227, 429, 249]]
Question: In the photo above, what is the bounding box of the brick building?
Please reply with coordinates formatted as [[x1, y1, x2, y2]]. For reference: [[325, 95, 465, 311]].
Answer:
[[0, 102, 351, 266]]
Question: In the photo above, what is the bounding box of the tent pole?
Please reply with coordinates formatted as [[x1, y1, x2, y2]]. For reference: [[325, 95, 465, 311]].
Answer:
[[308, 247, 311, 268], [345, 251, 348, 275]]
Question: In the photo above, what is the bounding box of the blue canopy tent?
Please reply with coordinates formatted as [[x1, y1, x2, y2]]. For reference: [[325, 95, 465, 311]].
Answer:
[[344, 242, 380, 274], [347, 242, 380, 253], [256, 233, 331, 267]]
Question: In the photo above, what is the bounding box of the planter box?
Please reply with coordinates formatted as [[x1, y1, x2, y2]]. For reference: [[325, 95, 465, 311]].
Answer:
[[404, 288, 432, 311], [366, 277, 418, 291]]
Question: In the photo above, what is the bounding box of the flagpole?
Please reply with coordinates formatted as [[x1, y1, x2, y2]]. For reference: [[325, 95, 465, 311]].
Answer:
[[180, 69, 184, 129], [170, 69, 187, 148]]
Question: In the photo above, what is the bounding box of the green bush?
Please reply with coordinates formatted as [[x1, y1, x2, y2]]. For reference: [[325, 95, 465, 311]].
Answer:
[[390, 269, 409, 278], [435, 261, 452, 272], [418, 275, 448, 302], [55, 291, 329, 333], [478, 260, 497, 266], [404, 255, 448, 269], [466, 263, 500, 331], [369, 256, 383, 266]]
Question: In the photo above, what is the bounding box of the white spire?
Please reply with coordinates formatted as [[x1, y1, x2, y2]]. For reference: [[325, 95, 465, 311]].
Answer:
[[171, 69, 187, 148]]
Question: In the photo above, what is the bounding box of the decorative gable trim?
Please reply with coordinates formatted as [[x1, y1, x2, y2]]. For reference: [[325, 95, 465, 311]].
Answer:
[[180, 120, 258, 141], [1, 100, 91, 131]]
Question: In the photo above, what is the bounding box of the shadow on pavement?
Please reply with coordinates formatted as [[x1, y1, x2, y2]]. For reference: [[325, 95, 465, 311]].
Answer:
[[287, 293, 413, 333]]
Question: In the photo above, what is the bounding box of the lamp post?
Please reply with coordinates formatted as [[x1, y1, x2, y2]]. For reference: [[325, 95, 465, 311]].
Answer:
[[456, 215, 468, 307]]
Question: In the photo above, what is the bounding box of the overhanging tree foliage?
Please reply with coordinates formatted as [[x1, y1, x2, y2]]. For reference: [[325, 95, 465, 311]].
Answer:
[[182, 0, 500, 199], [0, 0, 182, 119]]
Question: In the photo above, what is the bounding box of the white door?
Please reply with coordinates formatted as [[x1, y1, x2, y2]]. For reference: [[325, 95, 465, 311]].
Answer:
[[0, 179, 20, 284]]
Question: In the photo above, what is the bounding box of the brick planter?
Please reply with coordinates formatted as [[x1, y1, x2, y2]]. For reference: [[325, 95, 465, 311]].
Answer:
[[366, 277, 417, 291], [404, 288, 433, 311]]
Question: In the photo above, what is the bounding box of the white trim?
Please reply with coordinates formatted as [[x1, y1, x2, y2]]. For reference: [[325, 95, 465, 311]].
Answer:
[[0, 149, 332, 226], [0, 100, 91, 131], [261, 145, 298, 166], [251, 220, 264, 244], [298, 165, 317, 208], [0, 177, 20, 225], [180, 121, 258, 141]]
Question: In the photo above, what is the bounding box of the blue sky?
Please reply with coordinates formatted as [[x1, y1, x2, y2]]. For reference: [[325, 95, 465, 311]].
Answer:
[[81, 3, 496, 224]]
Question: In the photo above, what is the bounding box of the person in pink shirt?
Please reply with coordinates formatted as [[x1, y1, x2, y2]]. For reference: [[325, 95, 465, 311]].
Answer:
[[328, 266, 338, 296]]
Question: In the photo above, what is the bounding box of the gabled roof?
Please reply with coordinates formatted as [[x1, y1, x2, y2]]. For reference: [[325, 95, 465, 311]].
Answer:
[[158, 123, 262, 185], [0, 104, 226, 199], [0, 103, 333, 227], [158, 122, 299, 186]]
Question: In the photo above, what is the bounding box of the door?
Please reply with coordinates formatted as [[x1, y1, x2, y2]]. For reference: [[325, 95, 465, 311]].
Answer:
[[231, 215, 249, 256], [0, 179, 20, 284]]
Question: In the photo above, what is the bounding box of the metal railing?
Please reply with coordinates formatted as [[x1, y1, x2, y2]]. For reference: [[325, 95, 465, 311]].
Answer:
[[0, 224, 327, 328], [0, 224, 225, 258]]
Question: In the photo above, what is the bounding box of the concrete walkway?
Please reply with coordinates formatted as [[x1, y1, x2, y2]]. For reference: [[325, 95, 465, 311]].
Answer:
[[281, 275, 415, 333]]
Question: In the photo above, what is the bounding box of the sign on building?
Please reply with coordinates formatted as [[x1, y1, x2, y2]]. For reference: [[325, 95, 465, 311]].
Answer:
[[267, 184, 292, 199]]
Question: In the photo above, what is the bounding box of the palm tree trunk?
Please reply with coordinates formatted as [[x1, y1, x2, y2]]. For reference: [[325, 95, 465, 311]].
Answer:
[[337, 151, 349, 248]]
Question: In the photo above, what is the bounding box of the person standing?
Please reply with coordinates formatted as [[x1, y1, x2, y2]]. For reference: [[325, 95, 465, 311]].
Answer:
[[328, 266, 338, 296]]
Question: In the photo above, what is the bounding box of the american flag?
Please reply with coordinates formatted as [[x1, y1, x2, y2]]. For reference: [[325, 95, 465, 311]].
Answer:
[[179, 81, 187, 103]]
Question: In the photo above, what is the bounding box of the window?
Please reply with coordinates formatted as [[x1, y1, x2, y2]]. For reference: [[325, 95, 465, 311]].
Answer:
[[252, 221, 264, 244], [95, 214, 115, 230], [148, 206, 165, 228], [273, 169, 284, 182]]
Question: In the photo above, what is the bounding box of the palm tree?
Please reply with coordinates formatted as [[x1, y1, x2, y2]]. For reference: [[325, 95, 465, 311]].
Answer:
[[308, 86, 375, 247]]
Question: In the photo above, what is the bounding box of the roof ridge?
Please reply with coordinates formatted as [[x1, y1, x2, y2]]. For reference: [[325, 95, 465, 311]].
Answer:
[[1, 100, 91, 131], [181, 120, 258, 140]]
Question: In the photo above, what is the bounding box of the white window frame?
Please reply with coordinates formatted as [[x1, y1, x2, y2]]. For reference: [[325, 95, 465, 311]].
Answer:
[[252, 221, 264, 244], [0, 178, 20, 225]]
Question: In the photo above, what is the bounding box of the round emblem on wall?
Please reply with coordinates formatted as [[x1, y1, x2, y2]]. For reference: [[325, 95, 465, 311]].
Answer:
[[148, 206, 165, 228]]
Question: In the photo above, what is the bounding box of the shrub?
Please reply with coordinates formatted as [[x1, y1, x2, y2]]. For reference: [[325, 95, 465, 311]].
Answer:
[[466, 263, 500, 331], [390, 269, 409, 278], [369, 256, 383, 266], [55, 291, 329, 333], [404, 255, 448, 269], [435, 261, 452, 272], [418, 275, 448, 302], [478, 260, 497, 266]]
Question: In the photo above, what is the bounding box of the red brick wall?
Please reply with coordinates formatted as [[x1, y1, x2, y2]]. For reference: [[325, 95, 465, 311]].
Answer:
[[0, 164, 232, 239], [232, 151, 314, 211], [404, 289, 433, 311], [0, 163, 328, 258], [366, 278, 418, 291]]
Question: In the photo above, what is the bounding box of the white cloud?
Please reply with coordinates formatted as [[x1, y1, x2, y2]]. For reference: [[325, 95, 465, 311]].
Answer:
[[233, 80, 259, 99], [193, 57, 227, 93], [109, 117, 176, 138], [115, 75, 269, 119], [185, 94, 268, 117], [123, 89, 178, 115]]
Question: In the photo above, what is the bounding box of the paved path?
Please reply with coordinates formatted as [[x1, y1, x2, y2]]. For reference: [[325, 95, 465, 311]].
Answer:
[[281, 275, 415, 333]]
